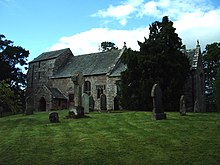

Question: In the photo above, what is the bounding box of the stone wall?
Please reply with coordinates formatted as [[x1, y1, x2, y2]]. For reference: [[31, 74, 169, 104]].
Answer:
[[50, 74, 120, 111], [106, 76, 121, 110]]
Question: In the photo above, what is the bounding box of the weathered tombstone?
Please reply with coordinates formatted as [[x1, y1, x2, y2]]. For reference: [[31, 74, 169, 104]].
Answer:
[[194, 100, 198, 112], [70, 72, 84, 117], [151, 84, 167, 120], [89, 95, 95, 112], [49, 112, 59, 123], [180, 95, 186, 116], [25, 96, 34, 115], [100, 94, 107, 111], [82, 93, 89, 113]]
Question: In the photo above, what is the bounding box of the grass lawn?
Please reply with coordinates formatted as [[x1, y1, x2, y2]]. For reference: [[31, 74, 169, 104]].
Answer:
[[0, 110, 220, 165]]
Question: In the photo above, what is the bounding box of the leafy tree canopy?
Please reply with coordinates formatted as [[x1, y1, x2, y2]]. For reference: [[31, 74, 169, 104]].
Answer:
[[121, 16, 190, 111], [0, 34, 29, 112], [100, 41, 118, 52]]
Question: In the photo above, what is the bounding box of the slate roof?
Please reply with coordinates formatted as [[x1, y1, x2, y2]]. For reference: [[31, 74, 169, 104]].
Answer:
[[52, 48, 126, 78], [48, 87, 67, 99], [30, 48, 71, 63], [108, 61, 127, 77]]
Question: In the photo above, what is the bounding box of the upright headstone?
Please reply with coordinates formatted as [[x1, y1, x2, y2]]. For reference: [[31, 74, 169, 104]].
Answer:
[[49, 112, 59, 123], [180, 95, 186, 116], [25, 96, 34, 115], [194, 100, 198, 112], [151, 84, 167, 120], [71, 72, 84, 117], [82, 93, 89, 113], [89, 95, 95, 112], [100, 94, 107, 110]]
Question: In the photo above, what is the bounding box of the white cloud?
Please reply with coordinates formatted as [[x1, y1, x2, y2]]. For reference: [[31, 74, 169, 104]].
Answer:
[[174, 7, 220, 49], [92, 0, 144, 26], [50, 28, 149, 55], [51, 0, 220, 54]]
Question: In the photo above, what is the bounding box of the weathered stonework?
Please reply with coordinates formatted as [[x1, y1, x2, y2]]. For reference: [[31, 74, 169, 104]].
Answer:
[[184, 41, 206, 112], [26, 48, 126, 111]]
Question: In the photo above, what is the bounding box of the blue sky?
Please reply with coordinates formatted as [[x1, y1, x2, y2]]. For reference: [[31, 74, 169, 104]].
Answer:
[[1, 0, 220, 62]]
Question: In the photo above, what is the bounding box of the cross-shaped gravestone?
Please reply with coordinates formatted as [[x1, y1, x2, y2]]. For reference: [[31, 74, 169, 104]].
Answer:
[[71, 72, 85, 117], [71, 72, 84, 107]]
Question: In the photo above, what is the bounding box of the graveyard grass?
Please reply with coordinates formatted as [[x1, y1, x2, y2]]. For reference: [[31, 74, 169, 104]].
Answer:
[[0, 111, 220, 165]]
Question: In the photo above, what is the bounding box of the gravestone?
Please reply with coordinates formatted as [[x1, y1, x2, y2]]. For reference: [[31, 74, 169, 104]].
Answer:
[[194, 100, 198, 112], [49, 112, 59, 123], [151, 84, 167, 120], [69, 72, 85, 117], [25, 96, 34, 115], [82, 93, 89, 113], [100, 94, 107, 110], [180, 95, 186, 116], [89, 95, 94, 112]]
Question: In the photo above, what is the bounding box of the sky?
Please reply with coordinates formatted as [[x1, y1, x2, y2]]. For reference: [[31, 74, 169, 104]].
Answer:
[[1, 0, 220, 62]]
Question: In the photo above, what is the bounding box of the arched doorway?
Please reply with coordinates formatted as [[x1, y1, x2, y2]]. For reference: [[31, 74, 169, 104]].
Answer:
[[39, 97, 46, 111]]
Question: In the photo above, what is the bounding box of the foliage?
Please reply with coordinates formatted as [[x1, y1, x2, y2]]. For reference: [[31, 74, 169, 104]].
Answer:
[[0, 110, 220, 165], [0, 81, 22, 113], [121, 16, 190, 111], [203, 42, 220, 111], [215, 67, 220, 111], [100, 41, 118, 51], [0, 34, 29, 112]]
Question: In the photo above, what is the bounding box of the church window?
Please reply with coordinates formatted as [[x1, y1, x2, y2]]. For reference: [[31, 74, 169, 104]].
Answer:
[[96, 85, 105, 98], [84, 81, 91, 95]]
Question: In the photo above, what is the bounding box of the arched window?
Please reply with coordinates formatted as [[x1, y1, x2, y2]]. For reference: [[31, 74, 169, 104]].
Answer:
[[84, 81, 91, 95]]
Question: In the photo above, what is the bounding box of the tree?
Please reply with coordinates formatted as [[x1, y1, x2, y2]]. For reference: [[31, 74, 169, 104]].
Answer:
[[0, 81, 22, 113], [203, 42, 220, 111], [215, 67, 220, 111], [121, 16, 190, 111], [100, 41, 118, 52], [0, 34, 29, 112]]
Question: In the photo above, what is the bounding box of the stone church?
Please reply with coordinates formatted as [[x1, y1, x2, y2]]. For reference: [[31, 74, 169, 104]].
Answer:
[[26, 46, 126, 112], [26, 41, 205, 112]]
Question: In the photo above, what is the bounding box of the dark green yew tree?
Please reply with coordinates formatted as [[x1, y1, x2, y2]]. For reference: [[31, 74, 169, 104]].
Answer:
[[121, 16, 190, 111], [203, 42, 220, 111]]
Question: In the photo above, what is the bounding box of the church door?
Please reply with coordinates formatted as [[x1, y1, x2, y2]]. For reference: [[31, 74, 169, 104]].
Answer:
[[39, 97, 46, 111]]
